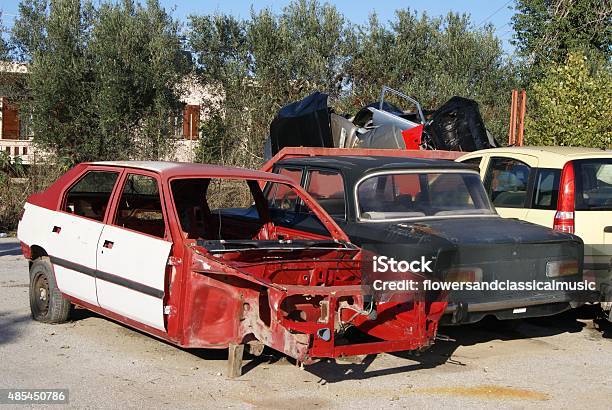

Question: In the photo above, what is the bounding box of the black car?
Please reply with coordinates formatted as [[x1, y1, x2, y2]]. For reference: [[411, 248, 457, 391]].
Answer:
[[263, 155, 592, 324]]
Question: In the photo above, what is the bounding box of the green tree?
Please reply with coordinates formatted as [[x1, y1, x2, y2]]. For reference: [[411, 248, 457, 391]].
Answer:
[[190, 1, 513, 167], [512, 0, 612, 80], [89, 0, 191, 160], [189, 0, 353, 168], [188, 13, 250, 164], [14, 0, 96, 163], [0, 12, 9, 59], [346, 10, 516, 141], [11, 0, 190, 164], [525, 51, 611, 148]]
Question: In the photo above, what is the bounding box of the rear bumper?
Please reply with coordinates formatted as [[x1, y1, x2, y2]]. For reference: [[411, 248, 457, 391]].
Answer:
[[583, 264, 612, 295], [444, 291, 599, 324]]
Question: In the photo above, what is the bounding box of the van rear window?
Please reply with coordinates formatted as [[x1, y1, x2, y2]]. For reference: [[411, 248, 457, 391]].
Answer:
[[574, 158, 612, 211]]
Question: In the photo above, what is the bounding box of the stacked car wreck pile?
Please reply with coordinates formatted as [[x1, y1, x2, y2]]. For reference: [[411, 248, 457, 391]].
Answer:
[[265, 86, 499, 159]]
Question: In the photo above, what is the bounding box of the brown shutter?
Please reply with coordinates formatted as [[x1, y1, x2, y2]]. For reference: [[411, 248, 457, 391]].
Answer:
[[182, 105, 190, 138], [190, 105, 200, 139], [2, 98, 20, 139], [181, 104, 200, 139]]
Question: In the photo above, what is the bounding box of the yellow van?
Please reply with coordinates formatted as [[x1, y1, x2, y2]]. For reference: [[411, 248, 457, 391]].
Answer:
[[457, 146, 612, 320]]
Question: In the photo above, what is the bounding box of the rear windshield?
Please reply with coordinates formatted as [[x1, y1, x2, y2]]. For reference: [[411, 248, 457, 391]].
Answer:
[[575, 158, 612, 211], [356, 171, 495, 221]]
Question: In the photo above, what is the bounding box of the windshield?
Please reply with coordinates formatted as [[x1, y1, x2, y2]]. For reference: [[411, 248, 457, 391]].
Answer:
[[575, 158, 612, 211], [357, 171, 495, 221]]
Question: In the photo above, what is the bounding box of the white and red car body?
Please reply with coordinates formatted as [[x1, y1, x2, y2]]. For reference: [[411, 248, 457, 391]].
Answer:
[[18, 162, 446, 365]]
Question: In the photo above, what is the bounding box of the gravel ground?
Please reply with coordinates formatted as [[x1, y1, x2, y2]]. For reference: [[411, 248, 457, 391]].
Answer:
[[1, 237, 611, 409]]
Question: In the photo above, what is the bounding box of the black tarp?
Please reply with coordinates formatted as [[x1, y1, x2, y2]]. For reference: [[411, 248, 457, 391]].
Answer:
[[424, 96, 497, 151], [268, 92, 333, 156]]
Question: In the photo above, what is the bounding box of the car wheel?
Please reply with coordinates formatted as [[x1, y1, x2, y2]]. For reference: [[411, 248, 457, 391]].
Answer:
[[29, 258, 71, 323]]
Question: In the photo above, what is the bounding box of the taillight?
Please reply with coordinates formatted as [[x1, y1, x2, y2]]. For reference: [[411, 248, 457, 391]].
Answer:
[[554, 161, 575, 234], [545, 259, 579, 277]]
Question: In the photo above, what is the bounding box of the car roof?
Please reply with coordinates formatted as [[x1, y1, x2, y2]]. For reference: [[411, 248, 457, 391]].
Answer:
[[276, 155, 475, 175], [87, 161, 292, 182], [458, 146, 612, 168]]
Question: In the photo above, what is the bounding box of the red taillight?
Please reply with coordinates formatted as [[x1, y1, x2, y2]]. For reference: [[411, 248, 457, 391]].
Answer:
[[554, 161, 575, 234]]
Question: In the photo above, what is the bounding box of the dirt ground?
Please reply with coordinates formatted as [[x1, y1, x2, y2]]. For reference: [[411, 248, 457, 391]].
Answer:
[[1, 237, 611, 409]]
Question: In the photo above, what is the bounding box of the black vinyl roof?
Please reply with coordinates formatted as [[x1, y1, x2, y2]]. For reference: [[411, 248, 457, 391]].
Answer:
[[276, 155, 477, 176]]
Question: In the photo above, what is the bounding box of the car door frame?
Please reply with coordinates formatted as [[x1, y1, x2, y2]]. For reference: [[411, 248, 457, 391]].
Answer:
[[302, 165, 349, 222], [96, 168, 174, 332], [269, 164, 344, 238], [47, 165, 126, 306], [482, 154, 539, 219]]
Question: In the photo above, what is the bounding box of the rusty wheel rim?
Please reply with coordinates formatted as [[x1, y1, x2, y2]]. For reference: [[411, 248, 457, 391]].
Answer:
[[33, 273, 50, 317]]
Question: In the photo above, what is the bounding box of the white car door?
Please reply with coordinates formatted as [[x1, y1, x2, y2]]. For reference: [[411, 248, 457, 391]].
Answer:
[[19, 169, 121, 306], [95, 172, 171, 331]]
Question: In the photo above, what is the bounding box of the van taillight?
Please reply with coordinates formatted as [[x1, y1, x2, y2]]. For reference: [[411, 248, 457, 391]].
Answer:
[[554, 161, 575, 234]]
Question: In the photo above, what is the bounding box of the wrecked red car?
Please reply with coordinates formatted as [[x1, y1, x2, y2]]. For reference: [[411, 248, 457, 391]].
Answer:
[[17, 161, 446, 376]]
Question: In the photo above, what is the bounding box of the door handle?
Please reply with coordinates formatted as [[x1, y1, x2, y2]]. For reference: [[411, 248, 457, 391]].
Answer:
[[605, 226, 612, 233], [102, 240, 114, 249], [52, 226, 61, 234]]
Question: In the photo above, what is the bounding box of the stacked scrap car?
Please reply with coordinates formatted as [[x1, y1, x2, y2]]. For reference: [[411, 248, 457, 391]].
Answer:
[[265, 86, 498, 160]]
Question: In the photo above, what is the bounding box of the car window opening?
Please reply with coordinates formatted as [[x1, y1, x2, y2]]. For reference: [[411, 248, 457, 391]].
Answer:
[[63, 170, 119, 222], [575, 159, 612, 211], [114, 174, 166, 238]]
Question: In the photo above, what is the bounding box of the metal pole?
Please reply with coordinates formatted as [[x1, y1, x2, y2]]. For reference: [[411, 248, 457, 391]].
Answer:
[[508, 89, 517, 145], [517, 89, 526, 146]]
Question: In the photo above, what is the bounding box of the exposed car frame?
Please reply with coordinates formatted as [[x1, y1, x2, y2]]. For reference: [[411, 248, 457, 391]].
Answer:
[[18, 161, 447, 377]]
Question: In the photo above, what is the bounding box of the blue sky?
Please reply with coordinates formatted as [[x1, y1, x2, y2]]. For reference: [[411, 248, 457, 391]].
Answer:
[[1, 0, 517, 53]]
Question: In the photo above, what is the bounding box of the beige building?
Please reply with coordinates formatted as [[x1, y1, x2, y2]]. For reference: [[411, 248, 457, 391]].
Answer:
[[0, 62, 214, 164], [0, 62, 32, 163]]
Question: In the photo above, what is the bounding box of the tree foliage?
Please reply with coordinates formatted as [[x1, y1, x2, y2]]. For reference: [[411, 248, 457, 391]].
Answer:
[[512, 0, 612, 80], [511, 0, 611, 148], [189, 1, 514, 168], [525, 51, 611, 148], [8, 0, 607, 171], [11, 0, 190, 164], [0, 12, 9, 59], [346, 10, 516, 144], [189, 1, 353, 167]]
